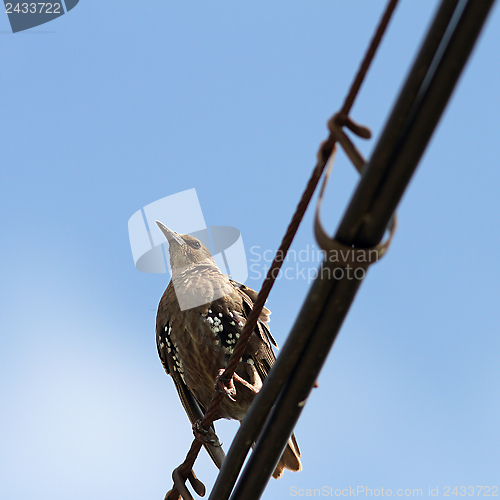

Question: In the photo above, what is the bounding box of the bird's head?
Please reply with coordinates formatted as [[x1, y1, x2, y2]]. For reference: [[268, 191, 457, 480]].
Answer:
[[156, 220, 217, 275]]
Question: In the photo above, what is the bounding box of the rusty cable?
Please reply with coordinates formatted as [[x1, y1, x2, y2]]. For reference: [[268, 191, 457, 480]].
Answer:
[[165, 1, 399, 498]]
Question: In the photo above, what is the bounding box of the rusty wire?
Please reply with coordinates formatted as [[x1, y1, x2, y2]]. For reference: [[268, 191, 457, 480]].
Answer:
[[224, 1, 497, 497], [164, 1, 399, 498]]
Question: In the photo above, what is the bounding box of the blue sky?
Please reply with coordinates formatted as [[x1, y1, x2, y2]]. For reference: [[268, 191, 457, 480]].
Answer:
[[1, 2, 499, 499]]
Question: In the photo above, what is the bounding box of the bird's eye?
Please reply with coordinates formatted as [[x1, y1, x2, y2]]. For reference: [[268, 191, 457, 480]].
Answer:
[[189, 240, 201, 249]]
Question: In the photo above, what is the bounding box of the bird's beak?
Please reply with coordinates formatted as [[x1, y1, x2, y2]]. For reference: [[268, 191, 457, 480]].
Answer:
[[155, 221, 185, 246]]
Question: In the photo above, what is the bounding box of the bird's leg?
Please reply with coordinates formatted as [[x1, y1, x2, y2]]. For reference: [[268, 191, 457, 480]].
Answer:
[[233, 373, 260, 394], [192, 420, 217, 445], [216, 369, 237, 401], [215, 369, 261, 399]]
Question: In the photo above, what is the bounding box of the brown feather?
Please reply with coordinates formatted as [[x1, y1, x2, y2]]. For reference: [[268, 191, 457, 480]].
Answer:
[[155, 225, 302, 478]]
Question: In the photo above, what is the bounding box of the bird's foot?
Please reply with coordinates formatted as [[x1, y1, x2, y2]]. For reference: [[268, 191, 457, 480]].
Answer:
[[192, 420, 217, 446], [215, 370, 260, 400], [216, 369, 237, 401], [233, 373, 260, 394]]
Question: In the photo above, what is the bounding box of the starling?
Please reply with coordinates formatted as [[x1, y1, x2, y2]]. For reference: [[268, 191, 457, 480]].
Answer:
[[155, 221, 301, 479]]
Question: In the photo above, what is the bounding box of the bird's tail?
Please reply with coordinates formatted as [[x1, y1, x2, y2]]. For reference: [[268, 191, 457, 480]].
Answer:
[[272, 432, 302, 479]]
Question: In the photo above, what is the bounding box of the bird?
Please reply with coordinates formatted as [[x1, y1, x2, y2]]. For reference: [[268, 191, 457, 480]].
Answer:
[[155, 220, 301, 479]]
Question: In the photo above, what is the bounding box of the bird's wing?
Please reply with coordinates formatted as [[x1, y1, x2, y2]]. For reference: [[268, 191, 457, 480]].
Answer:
[[230, 279, 278, 348], [230, 280, 278, 382], [157, 320, 226, 469]]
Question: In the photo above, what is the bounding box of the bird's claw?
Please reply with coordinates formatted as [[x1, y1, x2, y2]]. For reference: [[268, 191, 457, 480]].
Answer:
[[233, 373, 260, 394], [192, 420, 217, 446], [215, 369, 237, 401]]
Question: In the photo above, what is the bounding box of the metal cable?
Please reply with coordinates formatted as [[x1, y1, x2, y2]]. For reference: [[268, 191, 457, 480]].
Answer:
[[228, 1, 496, 499], [166, 1, 399, 498]]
